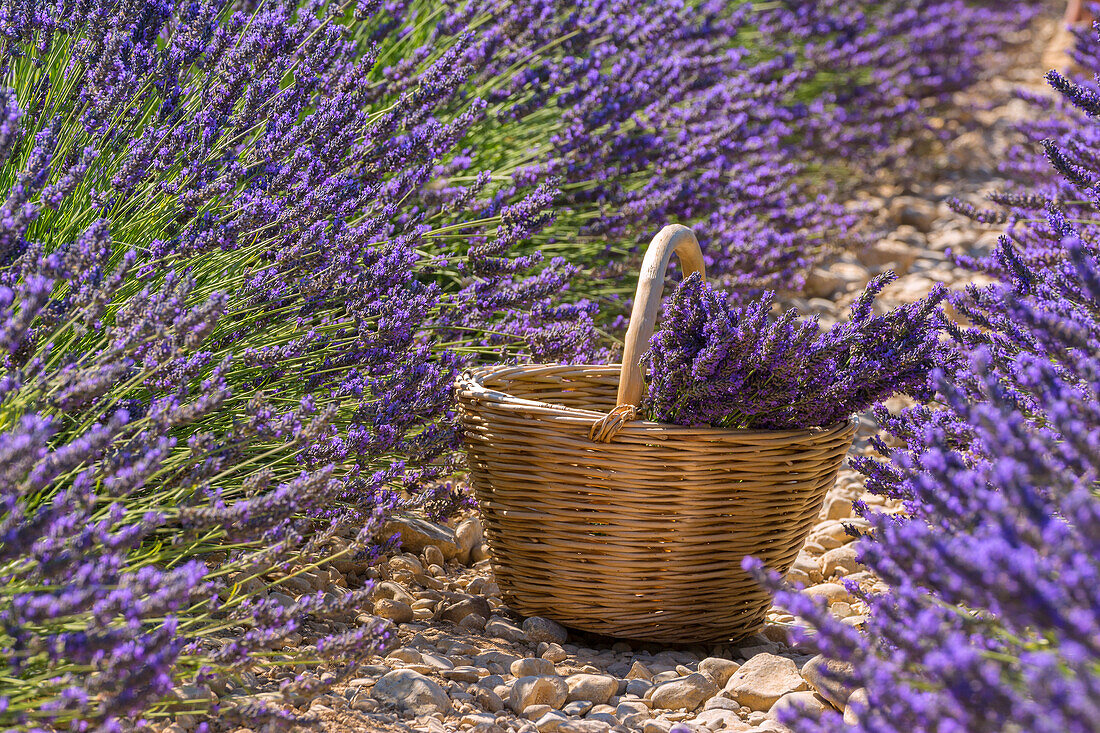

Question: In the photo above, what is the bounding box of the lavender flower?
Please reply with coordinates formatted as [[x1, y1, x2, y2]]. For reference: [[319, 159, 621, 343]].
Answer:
[[760, 20, 1100, 733], [0, 2, 588, 727], [641, 272, 948, 430]]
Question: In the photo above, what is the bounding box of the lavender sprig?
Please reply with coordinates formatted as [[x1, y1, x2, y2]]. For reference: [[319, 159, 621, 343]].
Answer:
[[641, 272, 948, 430]]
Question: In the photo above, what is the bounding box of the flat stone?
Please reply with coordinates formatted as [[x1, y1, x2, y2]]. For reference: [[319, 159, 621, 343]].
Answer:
[[690, 708, 751, 730], [373, 580, 415, 605], [625, 679, 652, 697], [443, 666, 481, 683], [440, 595, 493, 624], [563, 700, 594, 716], [371, 669, 451, 716], [486, 616, 526, 643], [535, 711, 569, 733], [649, 673, 717, 711], [524, 616, 569, 644], [419, 652, 454, 670], [512, 658, 557, 677], [386, 647, 423, 664], [510, 676, 569, 713], [699, 657, 741, 687], [476, 651, 520, 675], [566, 674, 618, 705], [704, 697, 740, 711], [767, 690, 828, 722], [524, 703, 553, 720], [462, 713, 498, 728], [802, 583, 851, 605], [724, 653, 809, 711], [821, 546, 861, 579], [801, 655, 856, 710], [560, 721, 612, 733], [585, 711, 619, 726], [382, 516, 460, 559]]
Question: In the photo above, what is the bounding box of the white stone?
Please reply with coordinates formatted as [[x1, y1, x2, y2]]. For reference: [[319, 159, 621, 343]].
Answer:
[[512, 657, 557, 678], [843, 688, 868, 725], [800, 655, 856, 710], [510, 676, 569, 713], [566, 674, 618, 705], [699, 657, 741, 687], [381, 515, 460, 559], [649, 673, 717, 711], [455, 516, 483, 564], [723, 654, 809, 711], [535, 711, 569, 732], [802, 583, 851, 605], [821, 546, 860, 579], [486, 616, 526, 643], [690, 708, 751, 730], [371, 669, 452, 716], [768, 690, 828, 723]]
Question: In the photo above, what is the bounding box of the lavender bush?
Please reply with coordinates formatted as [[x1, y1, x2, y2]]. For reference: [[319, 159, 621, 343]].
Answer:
[[0, 1, 592, 727], [754, 26, 1100, 733], [412, 0, 1031, 295], [0, 0, 1042, 727], [641, 272, 947, 430]]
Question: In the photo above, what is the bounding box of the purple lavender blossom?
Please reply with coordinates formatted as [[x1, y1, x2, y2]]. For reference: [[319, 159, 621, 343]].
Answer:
[[759, 20, 1100, 733], [0, 2, 588, 727], [640, 272, 948, 430]]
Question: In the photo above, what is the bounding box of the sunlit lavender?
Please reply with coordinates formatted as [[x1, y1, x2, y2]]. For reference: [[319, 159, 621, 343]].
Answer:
[[0, 0, 1070, 730]]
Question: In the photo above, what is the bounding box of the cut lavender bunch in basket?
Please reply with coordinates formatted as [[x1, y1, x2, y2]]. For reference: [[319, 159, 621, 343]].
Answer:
[[641, 272, 951, 430]]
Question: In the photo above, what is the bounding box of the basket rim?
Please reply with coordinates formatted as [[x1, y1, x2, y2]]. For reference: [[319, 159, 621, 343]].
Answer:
[[456, 362, 858, 440]]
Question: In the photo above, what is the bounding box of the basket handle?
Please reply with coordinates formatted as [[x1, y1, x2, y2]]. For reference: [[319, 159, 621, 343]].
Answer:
[[590, 224, 705, 442]]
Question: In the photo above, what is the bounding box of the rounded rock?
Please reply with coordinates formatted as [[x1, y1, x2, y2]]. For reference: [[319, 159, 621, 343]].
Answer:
[[723, 653, 809, 712], [371, 669, 452, 716], [455, 516, 484, 564], [565, 674, 618, 705], [802, 582, 851, 605], [524, 616, 569, 644], [698, 657, 741, 687], [649, 673, 717, 711], [821, 546, 861, 579], [767, 690, 828, 722], [512, 657, 557, 678], [509, 675, 569, 713], [844, 687, 868, 725], [382, 516, 460, 559], [801, 654, 856, 710], [373, 598, 414, 624]]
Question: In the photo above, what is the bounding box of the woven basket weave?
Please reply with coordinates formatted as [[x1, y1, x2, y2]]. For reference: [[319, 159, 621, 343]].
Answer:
[[455, 225, 856, 643]]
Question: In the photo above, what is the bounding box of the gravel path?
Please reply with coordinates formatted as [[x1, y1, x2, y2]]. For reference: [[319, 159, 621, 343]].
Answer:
[[196, 11, 1061, 733]]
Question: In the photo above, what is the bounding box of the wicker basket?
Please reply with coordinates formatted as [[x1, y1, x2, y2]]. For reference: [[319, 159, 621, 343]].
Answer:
[[455, 224, 856, 643]]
